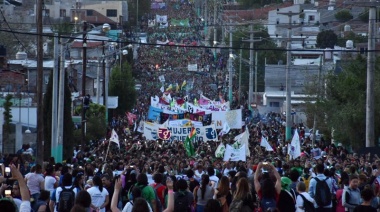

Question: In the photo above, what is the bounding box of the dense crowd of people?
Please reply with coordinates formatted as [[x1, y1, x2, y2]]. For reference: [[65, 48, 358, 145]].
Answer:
[[0, 1, 379, 212]]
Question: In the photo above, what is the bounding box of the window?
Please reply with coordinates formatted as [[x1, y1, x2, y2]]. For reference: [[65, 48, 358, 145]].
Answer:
[[106, 9, 117, 17], [86, 10, 93, 16], [308, 15, 315, 21], [60, 9, 66, 17], [269, 102, 280, 107], [43, 9, 50, 17]]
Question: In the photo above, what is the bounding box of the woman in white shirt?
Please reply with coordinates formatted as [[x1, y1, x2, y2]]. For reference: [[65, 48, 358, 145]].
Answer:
[[296, 181, 316, 212], [194, 164, 205, 181], [44, 165, 57, 195], [87, 176, 109, 212]]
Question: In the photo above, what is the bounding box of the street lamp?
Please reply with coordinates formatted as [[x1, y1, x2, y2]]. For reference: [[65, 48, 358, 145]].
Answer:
[[74, 17, 78, 33], [25, 70, 31, 134]]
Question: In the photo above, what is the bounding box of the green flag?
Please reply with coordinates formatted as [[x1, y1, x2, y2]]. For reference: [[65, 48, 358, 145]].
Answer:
[[184, 127, 196, 156]]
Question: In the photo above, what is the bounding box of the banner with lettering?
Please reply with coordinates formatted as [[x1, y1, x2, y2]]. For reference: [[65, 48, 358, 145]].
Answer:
[[212, 109, 242, 129], [143, 122, 218, 142], [160, 112, 212, 126]]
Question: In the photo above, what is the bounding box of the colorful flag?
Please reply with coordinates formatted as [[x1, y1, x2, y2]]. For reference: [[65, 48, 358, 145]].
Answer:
[[260, 136, 274, 151], [194, 98, 198, 106], [181, 80, 187, 90], [166, 84, 173, 91], [184, 127, 196, 156], [288, 130, 301, 159], [110, 129, 120, 148], [126, 112, 137, 125]]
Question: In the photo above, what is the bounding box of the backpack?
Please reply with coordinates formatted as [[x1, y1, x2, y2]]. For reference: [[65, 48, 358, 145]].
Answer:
[[142, 185, 162, 212], [314, 178, 332, 207], [174, 191, 191, 212], [57, 186, 75, 212], [260, 196, 277, 212], [299, 194, 316, 212], [301, 175, 312, 192], [229, 199, 253, 212]]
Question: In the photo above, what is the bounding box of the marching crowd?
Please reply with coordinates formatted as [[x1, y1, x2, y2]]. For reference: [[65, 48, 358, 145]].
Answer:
[[0, 1, 379, 212]]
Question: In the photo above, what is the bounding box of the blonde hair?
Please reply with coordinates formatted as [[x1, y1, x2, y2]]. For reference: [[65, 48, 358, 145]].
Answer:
[[234, 178, 251, 200]]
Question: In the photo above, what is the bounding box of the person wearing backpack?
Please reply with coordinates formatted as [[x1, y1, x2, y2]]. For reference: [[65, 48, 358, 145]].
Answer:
[[301, 168, 312, 192], [277, 177, 297, 212], [135, 173, 157, 212], [254, 162, 281, 212], [342, 175, 361, 212], [308, 164, 333, 212], [174, 179, 194, 212], [296, 181, 316, 212], [151, 173, 166, 209], [49, 173, 77, 212]]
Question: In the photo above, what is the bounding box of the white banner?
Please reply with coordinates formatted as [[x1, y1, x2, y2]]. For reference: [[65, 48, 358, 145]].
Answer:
[[212, 109, 242, 129], [167, 119, 203, 127], [223, 144, 246, 161], [188, 64, 198, 71], [156, 15, 168, 23], [148, 19, 156, 27], [158, 75, 165, 82], [143, 122, 218, 142]]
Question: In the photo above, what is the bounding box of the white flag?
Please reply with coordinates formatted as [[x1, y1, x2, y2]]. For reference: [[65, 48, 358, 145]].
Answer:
[[233, 126, 250, 157], [223, 144, 246, 161], [288, 130, 301, 159], [160, 86, 164, 93], [218, 122, 231, 136], [260, 136, 273, 151], [215, 143, 226, 158], [110, 129, 120, 148]]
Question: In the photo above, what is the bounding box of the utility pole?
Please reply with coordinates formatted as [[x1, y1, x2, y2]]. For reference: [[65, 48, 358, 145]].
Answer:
[[51, 33, 59, 159], [312, 55, 323, 147], [56, 37, 65, 162], [238, 47, 242, 105], [36, 0, 44, 164], [242, 25, 261, 110], [81, 21, 87, 147], [204, 0, 208, 46], [255, 52, 258, 104], [277, 10, 302, 141], [228, 19, 233, 103], [213, 0, 217, 45], [344, 0, 377, 147]]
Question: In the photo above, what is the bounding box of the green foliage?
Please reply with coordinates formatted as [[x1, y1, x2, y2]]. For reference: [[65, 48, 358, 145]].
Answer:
[[74, 103, 106, 142], [335, 10, 353, 22], [51, 21, 74, 36], [128, 0, 151, 27], [3, 94, 13, 132], [316, 30, 338, 48], [109, 62, 137, 114], [307, 56, 380, 148], [337, 31, 367, 48]]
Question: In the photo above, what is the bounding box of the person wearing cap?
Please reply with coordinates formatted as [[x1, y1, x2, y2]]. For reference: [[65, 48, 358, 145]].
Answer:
[[277, 177, 296, 212]]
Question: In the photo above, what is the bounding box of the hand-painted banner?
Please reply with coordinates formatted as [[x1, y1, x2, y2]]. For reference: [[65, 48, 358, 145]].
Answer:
[[212, 109, 242, 129], [223, 144, 246, 161], [167, 120, 203, 128], [143, 122, 218, 142], [160, 112, 212, 126]]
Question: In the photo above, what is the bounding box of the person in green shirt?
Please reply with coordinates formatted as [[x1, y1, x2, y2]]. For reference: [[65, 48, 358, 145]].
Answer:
[[136, 173, 157, 212]]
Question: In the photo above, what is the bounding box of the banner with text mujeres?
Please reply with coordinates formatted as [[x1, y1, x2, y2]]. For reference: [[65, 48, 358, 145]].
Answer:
[[212, 109, 243, 129], [143, 122, 218, 142]]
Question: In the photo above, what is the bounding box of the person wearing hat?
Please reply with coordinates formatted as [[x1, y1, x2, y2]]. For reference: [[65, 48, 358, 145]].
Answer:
[[277, 177, 297, 212]]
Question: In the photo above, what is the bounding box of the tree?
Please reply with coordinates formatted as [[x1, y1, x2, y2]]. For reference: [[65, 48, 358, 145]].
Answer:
[[305, 55, 380, 149], [73, 103, 106, 142], [43, 71, 75, 160], [316, 30, 338, 48], [2, 94, 13, 153], [128, 0, 151, 28], [109, 62, 137, 115], [335, 10, 353, 22]]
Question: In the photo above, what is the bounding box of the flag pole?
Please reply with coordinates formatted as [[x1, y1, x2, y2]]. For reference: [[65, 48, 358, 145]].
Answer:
[[104, 139, 111, 162]]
